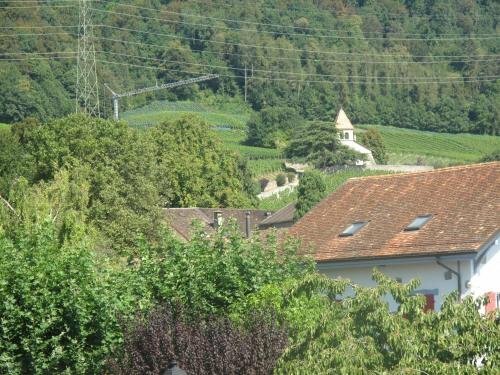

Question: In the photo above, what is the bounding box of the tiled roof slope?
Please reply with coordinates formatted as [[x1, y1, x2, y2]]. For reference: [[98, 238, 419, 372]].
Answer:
[[289, 163, 500, 262], [163, 208, 213, 240], [163, 208, 271, 240], [260, 203, 296, 227]]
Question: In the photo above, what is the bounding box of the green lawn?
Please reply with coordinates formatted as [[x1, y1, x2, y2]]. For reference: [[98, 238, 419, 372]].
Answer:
[[0, 123, 9, 130], [357, 125, 500, 166], [123, 100, 251, 130]]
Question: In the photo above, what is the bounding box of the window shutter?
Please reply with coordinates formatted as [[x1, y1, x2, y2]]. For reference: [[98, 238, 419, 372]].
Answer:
[[485, 291, 497, 313], [424, 294, 435, 312]]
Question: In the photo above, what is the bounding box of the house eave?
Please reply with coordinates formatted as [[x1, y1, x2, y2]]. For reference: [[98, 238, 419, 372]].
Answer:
[[315, 251, 478, 270]]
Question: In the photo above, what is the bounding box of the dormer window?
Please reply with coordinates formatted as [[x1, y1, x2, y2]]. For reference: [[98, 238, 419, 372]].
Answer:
[[344, 132, 349, 139], [405, 214, 432, 231], [339, 221, 367, 237]]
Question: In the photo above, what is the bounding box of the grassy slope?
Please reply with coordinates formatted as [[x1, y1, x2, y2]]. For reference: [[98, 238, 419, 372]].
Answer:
[[122, 100, 250, 130], [123, 100, 285, 176], [123, 100, 500, 178], [357, 125, 500, 166]]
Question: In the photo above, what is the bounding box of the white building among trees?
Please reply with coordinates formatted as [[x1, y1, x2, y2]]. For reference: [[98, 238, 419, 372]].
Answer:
[[335, 108, 375, 165]]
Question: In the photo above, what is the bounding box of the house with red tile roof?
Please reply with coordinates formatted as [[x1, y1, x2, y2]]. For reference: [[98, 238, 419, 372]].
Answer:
[[163, 208, 272, 240], [290, 162, 500, 312]]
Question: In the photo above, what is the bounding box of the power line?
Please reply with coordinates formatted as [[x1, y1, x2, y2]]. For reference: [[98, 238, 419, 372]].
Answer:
[[0, 0, 75, 2], [93, 6, 500, 41], [102, 1, 495, 33], [97, 50, 499, 81], [0, 4, 72, 9], [0, 25, 78, 29], [94, 28, 500, 63], [96, 58, 498, 85], [0, 32, 76, 37], [0, 56, 76, 61], [94, 28, 499, 60], [0, 51, 76, 55], [1, 29, 496, 64]]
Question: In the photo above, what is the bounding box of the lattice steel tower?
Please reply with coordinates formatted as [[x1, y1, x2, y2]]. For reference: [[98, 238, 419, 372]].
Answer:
[[76, 0, 100, 117]]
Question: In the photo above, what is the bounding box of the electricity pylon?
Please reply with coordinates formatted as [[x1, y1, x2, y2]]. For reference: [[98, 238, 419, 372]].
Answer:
[[104, 74, 219, 120], [76, 0, 100, 117]]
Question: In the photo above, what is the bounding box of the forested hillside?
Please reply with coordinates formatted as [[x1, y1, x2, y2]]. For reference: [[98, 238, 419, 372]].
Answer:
[[0, 0, 498, 134]]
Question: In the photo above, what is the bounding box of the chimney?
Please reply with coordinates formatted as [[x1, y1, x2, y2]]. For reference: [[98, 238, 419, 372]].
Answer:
[[245, 211, 251, 238], [213, 211, 223, 229]]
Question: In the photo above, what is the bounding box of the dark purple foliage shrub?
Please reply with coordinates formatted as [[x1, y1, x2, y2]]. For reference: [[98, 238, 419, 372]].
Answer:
[[107, 305, 288, 375]]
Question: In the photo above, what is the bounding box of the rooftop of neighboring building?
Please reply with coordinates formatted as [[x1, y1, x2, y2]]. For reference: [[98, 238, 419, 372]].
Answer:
[[289, 162, 500, 263]]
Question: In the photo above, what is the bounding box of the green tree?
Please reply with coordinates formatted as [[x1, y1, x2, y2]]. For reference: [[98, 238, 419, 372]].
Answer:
[[358, 127, 389, 164], [233, 271, 500, 374], [246, 106, 304, 148], [128, 222, 313, 315], [286, 121, 363, 169], [294, 170, 327, 220], [0, 173, 125, 374], [480, 150, 500, 162], [12, 114, 162, 254], [148, 115, 254, 208]]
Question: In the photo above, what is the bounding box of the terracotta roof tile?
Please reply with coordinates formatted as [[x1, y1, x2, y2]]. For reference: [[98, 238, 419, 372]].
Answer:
[[289, 162, 500, 262], [163, 208, 272, 240], [260, 203, 296, 227]]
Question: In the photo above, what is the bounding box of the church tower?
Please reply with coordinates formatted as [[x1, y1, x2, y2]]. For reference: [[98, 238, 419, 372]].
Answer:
[[335, 108, 355, 141]]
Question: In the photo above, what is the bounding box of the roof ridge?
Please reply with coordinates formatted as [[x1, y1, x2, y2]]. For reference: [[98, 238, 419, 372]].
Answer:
[[345, 161, 499, 183]]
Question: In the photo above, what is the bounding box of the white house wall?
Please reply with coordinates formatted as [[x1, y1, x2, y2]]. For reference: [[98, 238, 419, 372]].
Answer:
[[466, 236, 500, 312], [320, 259, 473, 311]]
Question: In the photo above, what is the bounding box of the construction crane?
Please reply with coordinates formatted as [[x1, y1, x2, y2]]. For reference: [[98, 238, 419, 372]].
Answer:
[[104, 74, 219, 120]]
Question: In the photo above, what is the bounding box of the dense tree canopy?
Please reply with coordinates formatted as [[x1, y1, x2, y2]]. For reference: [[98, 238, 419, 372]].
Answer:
[[245, 106, 304, 148], [1, 1, 497, 134], [358, 127, 389, 164], [294, 170, 327, 220], [285, 121, 363, 168], [0, 114, 255, 254], [148, 115, 254, 208]]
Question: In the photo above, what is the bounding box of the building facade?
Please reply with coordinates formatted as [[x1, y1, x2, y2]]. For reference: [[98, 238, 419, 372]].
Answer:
[[290, 162, 500, 312]]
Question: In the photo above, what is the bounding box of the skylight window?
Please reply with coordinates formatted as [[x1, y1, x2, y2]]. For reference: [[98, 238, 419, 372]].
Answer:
[[339, 221, 368, 237], [405, 214, 433, 231]]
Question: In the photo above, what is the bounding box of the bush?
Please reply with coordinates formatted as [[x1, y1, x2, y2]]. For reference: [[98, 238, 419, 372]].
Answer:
[[276, 173, 287, 187], [259, 178, 270, 192], [287, 172, 296, 183], [107, 305, 287, 375], [358, 128, 388, 164], [480, 149, 500, 162], [128, 223, 312, 316], [234, 272, 500, 374], [0, 219, 123, 374], [294, 170, 327, 219]]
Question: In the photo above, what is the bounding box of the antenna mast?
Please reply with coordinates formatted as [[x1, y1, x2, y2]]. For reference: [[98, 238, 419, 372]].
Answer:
[[76, 0, 100, 117]]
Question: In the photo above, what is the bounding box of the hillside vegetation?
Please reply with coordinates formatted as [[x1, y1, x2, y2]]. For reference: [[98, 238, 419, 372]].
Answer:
[[357, 125, 500, 166], [0, 0, 498, 135], [121, 99, 500, 177]]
